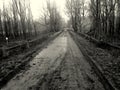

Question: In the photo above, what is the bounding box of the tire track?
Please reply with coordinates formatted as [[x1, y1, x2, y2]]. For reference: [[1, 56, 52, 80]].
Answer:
[[33, 32, 105, 90], [70, 31, 117, 90]]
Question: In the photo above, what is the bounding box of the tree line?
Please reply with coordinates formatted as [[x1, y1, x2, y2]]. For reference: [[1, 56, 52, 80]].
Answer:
[[66, 0, 120, 43], [89, 0, 120, 43], [66, 0, 87, 32], [41, 0, 64, 32], [0, 0, 37, 43], [0, 0, 63, 44]]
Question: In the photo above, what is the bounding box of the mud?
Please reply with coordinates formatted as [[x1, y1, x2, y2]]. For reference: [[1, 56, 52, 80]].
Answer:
[[1, 31, 105, 90]]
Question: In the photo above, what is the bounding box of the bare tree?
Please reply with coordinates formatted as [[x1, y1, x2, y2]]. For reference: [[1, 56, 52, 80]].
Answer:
[[89, 0, 118, 42], [66, 0, 86, 32], [41, 0, 63, 32], [0, 0, 37, 44]]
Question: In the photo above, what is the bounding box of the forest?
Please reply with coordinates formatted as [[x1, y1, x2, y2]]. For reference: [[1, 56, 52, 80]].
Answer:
[[1, 0, 120, 45], [0, 0, 63, 46], [66, 0, 120, 44]]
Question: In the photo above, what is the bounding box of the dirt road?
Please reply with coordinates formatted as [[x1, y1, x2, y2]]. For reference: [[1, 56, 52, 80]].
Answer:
[[1, 31, 105, 90]]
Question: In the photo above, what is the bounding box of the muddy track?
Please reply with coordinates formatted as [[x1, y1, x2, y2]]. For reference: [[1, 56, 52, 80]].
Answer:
[[34, 53, 67, 90], [1, 31, 109, 90], [30, 32, 105, 90], [1, 32, 67, 90], [0, 31, 63, 90], [70, 31, 117, 90]]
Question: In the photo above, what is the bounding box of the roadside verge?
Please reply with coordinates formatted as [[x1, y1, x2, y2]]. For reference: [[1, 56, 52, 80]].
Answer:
[[69, 31, 118, 90]]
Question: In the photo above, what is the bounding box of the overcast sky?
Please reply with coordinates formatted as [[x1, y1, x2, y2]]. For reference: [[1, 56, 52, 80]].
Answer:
[[30, 0, 68, 21], [29, 0, 89, 21]]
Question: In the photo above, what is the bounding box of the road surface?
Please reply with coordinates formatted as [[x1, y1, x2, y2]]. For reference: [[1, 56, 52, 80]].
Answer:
[[1, 31, 105, 90]]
